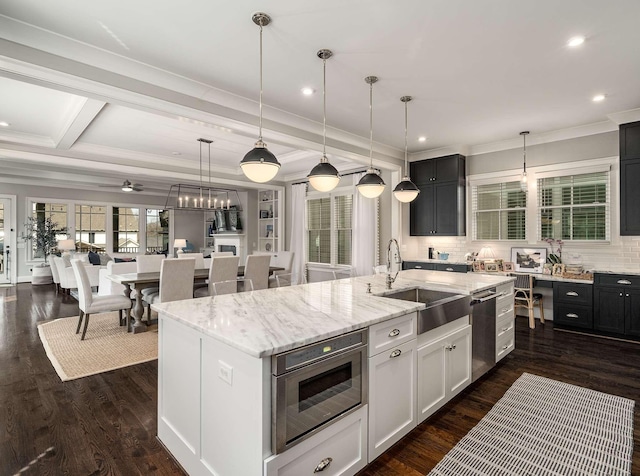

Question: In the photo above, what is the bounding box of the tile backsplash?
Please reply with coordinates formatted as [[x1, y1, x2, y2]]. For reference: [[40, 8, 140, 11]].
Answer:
[[402, 236, 640, 273]]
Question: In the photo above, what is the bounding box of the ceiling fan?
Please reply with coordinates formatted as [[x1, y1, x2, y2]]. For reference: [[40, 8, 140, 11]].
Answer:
[[98, 179, 144, 192]]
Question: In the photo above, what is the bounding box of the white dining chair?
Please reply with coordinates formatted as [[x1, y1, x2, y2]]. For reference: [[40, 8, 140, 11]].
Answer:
[[71, 260, 132, 340], [275, 272, 307, 287], [48, 255, 61, 293], [143, 258, 195, 317], [136, 254, 165, 297], [242, 254, 271, 291], [179, 252, 205, 269], [194, 255, 240, 298], [212, 278, 253, 296]]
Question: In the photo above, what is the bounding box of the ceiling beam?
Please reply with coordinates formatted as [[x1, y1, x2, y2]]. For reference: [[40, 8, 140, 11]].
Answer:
[[54, 97, 106, 149]]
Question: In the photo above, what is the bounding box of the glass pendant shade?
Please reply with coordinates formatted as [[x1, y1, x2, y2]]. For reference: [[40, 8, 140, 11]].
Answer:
[[308, 157, 340, 192], [393, 178, 420, 202], [241, 12, 281, 183], [308, 49, 339, 191], [240, 140, 280, 183], [357, 76, 385, 198], [393, 95, 420, 203], [356, 167, 386, 198]]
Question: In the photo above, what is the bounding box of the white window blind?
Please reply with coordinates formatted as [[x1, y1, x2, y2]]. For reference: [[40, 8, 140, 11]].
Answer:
[[306, 192, 353, 266], [537, 171, 609, 241], [472, 181, 526, 240]]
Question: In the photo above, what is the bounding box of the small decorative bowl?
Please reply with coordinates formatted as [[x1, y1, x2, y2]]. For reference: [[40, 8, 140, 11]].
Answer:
[[439, 253, 449, 260]]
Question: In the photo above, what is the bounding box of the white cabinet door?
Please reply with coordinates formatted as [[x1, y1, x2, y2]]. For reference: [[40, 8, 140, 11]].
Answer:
[[447, 325, 472, 397], [368, 339, 417, 462], [417, 324, 472, 424], [416, 337, 447, 423]]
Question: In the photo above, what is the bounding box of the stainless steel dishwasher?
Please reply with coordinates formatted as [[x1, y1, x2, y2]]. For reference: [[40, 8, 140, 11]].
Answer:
[[470, 288, 501, 382]]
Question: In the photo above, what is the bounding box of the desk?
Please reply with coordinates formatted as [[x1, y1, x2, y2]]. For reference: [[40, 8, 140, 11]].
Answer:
[[108, 266, 284, 333]]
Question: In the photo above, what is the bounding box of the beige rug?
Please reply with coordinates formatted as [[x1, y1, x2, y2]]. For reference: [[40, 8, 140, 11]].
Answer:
[[37, 312, 158, 381]]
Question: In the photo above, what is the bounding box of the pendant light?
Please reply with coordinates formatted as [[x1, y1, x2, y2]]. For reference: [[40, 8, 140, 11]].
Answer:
[[356, 76, 386, 198], [393, 96, 420, 203], [520, 131, 529, 191], [307, 49, 340, 192], [240, 13, 281, 183]]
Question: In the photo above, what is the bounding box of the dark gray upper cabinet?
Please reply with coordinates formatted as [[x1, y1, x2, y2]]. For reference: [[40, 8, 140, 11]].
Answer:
[[409, 155, 465, 236], [620, 121, 640, 235]]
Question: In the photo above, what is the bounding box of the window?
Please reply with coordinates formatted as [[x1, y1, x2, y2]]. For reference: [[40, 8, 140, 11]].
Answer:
[[307, 192, 353, 266], [113, 207, 140, 253], [538, 171, 609, 241], [30, 202, 68, 259], [146, 209, 169, 254], [472, 182, 526, 240], [75, 204, 106, 252]]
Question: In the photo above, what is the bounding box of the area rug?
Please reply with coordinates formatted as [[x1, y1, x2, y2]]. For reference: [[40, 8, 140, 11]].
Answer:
[[428, 373, 634, 476], [37, 312, 157, 382]]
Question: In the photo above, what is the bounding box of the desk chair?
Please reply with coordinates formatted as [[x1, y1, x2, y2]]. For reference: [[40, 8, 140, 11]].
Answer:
[[513, 274, 545, 329]]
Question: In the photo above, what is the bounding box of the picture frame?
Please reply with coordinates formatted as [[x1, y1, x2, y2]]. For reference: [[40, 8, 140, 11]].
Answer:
[[552, 263, 565, 276], [503, 262, 514, 272], [260, 210, 269, 219], [485, 262, 499, 272], [472, 261, 482, 272], [511, 247, 547, 274]]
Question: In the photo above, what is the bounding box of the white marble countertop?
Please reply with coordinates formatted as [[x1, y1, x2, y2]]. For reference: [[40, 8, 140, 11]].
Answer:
[[152, 270, 514, 358]]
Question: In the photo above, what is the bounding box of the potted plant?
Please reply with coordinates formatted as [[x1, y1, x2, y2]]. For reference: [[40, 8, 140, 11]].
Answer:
[[23, 216, 61, 262]]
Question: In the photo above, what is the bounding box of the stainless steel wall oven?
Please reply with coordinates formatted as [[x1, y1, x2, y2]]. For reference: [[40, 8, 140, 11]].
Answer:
[[271, 329, 368, 454]]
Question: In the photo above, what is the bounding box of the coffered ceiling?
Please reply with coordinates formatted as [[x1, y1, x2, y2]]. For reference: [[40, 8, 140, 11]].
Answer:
[[1, 0, 639, 193]]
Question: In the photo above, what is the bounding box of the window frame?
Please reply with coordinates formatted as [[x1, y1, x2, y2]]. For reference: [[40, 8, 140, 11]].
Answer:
[[305, 186, 354, 269], [471, 179, 528, 241]]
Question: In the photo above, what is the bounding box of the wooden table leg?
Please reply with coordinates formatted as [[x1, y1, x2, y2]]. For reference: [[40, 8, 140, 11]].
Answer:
[[126, 284, 147, 334]]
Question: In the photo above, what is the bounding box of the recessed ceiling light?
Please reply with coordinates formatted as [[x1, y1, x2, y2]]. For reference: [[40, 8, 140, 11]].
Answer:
[[567, 36, 585, 47], [592, 94, 606, 102], [0, 121, 10, 127], [301, 87, 315, 96], [418, 136, 427, 142]]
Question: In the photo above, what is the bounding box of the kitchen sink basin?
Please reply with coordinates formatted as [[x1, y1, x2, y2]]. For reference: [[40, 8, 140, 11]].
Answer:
[[381, 287, 471, 334]]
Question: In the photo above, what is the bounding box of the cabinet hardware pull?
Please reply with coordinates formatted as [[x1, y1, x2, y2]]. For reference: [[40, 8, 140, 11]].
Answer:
[[444, 344, 456, 351], [452, 344, 456, 350], [414, 265, 422, 269], [390, 349, 402, 358], [502, 344, 509, 350], [501, 308, 510, 313], [501, 326, 510, 332], [314, 457, 333, 472], [388, 329, 400, 337], [617, 279, 632, 285], [626, 293, 630, 297], [566, 291, 579, 296], [566, 313, 579, 318], [620, 293, 623, 297], [445, 267, 454, 271]]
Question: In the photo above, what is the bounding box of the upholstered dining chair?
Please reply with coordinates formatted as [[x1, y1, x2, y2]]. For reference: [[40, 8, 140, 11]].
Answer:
[[178, 252, 205, 268], [194, 255, 240, 298], [71, 260, 132, 340], [513, 273, 545, 329], [275, 272, 307, 287], [136, 254, 166, 299], [143, 258, 195, 318], [48, 255, 61, 293], [241, 254, 271, 291], [212, 279, 253, 296]]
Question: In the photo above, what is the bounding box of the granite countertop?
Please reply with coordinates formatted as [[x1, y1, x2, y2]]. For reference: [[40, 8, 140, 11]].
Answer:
[[152, 270, 514, 358]]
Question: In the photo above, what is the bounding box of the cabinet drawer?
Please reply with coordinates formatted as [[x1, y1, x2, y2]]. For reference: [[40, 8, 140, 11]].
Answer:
[[496, 331, 515, 362], [496, 313, 515, 339], [402, 261, 435, 270], [496, 282, 514, 298], [369, 313, 417, 356], [594, 274, 640, 288], [496, 297, 514, 319], [554, 303, 593, 329], [434, 263, 469, 273], [264, 406, 367, 476], [554, 282, 593, 305]]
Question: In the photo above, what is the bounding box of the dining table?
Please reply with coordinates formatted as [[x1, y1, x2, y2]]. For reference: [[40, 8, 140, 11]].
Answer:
[[107, 266, 285, 333]]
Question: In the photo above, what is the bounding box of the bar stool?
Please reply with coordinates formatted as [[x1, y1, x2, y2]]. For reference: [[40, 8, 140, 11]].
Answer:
[[513, 274, 545, 329]]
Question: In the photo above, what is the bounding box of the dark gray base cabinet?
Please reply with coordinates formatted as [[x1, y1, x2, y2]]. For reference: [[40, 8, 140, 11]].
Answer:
[[620, 121, 640, 235], [402, 261, 470, 273], [553, 282, 594, 330], [593, 273, 640, 338]]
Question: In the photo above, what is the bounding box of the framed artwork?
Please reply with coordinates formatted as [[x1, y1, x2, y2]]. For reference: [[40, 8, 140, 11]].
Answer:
[[472, 261, 482, 272], [552, 263, 565, 276], [511, 247, 547, 274], [260, 210, 269, 219], [494, 259, 504, 271], [503, 262, 514, 272], [485, 262, 499, 272]]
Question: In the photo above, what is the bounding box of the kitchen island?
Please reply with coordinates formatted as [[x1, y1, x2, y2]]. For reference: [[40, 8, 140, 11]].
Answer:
[[152, 270, 514, 476]]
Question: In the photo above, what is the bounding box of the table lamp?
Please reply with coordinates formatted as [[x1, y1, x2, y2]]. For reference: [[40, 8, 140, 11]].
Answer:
[[57, 239, 76, 257], [174, 239, 187, 257], [477, 247, 495, 261]]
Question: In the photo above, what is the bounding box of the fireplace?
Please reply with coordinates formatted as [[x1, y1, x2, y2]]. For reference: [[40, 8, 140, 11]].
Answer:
[[213, 235, 245, 263], [219, 245, 236, 255]]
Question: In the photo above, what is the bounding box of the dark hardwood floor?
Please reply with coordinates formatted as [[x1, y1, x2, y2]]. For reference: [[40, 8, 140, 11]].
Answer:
[[1, 283, 638, 475]]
